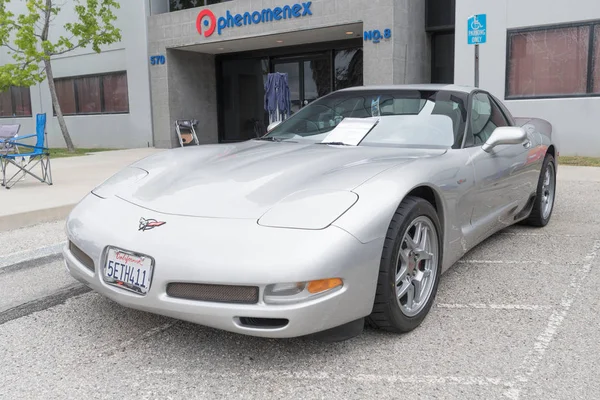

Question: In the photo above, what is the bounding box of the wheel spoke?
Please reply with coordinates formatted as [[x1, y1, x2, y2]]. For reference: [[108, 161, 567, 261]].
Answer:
[[405, 235, 418, 251], [396, 278, 411, 299], [418, 226, 428, 249], [413, 222, 423, 245], [395, 264, 408, 285], [412, 269, 431, 304], [418, 251, 434, 261], [399, 247, 410, 266], [405, 284, 415, 309]]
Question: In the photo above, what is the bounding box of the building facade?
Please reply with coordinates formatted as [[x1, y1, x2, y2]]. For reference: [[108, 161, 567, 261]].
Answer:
[[455, 0, 600, 157], [0, 1, 155, 149], [147, 0, 457, 148], [3, 0, 600, 156]]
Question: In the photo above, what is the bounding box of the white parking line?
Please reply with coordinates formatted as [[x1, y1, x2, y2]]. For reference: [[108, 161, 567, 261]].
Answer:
[[144, 368, 516, 388], [0, 242, 66, 270], [499, 232, 587, 237], [457, 259, 580, 265], [457, 259, 551, 265], [506, 239, 600, 399], [436, 303, 552, 311]]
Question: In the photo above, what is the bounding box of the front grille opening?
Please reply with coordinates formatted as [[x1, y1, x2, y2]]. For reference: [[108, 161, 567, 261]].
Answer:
[[237, 317, 289, 329], [166, 283, 259, 304], [69, 241, 95, 272]]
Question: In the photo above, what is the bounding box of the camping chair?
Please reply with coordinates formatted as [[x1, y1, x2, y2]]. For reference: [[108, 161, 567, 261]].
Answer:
[[0, 124, 21, 156], [0, 113, 53, 189], [175, 119, 200, 147]]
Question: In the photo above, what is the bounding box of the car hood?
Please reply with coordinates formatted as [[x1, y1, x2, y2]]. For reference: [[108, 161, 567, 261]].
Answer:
[[117, 141, 447, 219]]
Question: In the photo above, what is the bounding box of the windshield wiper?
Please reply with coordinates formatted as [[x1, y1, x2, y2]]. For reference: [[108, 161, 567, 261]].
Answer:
[[317, 141, 352, 146]]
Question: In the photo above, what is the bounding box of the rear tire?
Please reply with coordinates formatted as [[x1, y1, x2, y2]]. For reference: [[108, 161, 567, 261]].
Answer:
[[524, 153, 556, 227], [367, 196, 442, 333]]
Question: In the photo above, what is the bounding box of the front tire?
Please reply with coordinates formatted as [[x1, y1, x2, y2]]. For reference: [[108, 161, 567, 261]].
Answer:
[[367, 196, 442, 333], [524, 153, 556, 227]]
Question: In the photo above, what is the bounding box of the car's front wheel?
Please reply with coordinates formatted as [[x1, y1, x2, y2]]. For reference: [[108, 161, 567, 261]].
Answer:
[[367, 196, 442, 333]]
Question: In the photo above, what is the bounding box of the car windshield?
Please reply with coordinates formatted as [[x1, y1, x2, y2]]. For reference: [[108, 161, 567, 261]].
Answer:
[[264, 89, 468, 149]]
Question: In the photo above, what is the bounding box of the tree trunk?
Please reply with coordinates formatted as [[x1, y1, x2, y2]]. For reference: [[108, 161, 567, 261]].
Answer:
[[44, 58, 74, 152]]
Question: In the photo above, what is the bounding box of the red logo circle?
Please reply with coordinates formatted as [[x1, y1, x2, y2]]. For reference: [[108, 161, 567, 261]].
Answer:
[[196, 9, 216, 37]]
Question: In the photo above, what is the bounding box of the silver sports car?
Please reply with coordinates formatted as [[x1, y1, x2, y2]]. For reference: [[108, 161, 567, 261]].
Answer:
[[63, 84, 557, 341]]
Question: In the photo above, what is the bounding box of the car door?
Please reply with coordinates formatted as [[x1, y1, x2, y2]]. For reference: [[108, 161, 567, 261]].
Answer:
[[463, 91, 532, 240]]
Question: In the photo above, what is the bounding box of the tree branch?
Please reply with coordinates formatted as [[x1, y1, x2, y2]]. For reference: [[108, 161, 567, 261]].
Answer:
[[2, 42, 26, 54], [49, 31, 108, 56], [50, 41, 85, 56]]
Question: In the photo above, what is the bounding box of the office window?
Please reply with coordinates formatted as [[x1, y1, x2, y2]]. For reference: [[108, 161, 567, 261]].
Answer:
[[169, 0, 233, 11], [426, 0, 456, 31], [0, 86, 32, 118], [594, 25, 600, 93], [431, 33, 455, 84], [54, 80, 77, 115], [334, 48, 363, 90], [507, 22, 600, 98], [54, 72, 129, 115]]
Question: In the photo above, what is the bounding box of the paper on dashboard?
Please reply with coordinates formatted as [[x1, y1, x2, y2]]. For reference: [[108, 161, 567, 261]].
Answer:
[[321, 117, 380, 146]]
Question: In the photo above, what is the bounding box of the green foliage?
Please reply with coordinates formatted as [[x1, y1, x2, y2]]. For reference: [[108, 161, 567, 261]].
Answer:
[[0, 0, 122, 91]]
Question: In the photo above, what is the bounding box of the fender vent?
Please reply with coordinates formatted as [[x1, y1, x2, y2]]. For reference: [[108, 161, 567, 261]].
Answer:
[[166, 282, 259, 304]]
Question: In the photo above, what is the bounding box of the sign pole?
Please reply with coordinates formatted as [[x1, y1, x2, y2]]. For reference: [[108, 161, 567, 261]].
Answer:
[[474, 43, 480, 88], [468, 14, 486, 88]]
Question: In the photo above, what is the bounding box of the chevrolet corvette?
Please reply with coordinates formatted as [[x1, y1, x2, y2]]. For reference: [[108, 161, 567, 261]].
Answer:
[[63, 84, 557, 341]]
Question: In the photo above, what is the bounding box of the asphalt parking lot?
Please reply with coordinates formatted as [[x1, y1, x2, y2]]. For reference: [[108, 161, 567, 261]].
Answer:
[[1, 166, 599, 400]]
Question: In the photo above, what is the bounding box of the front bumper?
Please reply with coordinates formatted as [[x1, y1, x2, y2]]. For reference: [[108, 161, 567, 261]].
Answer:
[[63, 194, 384, 338]]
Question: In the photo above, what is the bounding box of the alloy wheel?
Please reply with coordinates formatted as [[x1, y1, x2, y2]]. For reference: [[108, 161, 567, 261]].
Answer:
[[394, 216, 439, 317], [541, 162, 555, 220]]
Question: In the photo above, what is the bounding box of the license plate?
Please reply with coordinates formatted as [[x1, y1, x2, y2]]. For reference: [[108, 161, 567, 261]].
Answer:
[[103, 247, 154, 295]]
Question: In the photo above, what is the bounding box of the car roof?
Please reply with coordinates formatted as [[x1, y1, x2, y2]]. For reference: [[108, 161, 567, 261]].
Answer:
[[336, 84, 477, 94]]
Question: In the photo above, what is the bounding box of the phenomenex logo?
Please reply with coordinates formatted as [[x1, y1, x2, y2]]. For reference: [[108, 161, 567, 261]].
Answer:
[[196, 2, 313, 37]]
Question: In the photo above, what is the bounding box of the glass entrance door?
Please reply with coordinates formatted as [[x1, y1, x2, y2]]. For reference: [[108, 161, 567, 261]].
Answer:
[[272, 54, 331, 116], [273, 62, 302, 114]]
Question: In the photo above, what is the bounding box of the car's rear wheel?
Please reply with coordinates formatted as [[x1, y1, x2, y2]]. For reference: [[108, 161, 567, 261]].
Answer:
[[524, 153, 556, 227], [367, 196, 442, 333]]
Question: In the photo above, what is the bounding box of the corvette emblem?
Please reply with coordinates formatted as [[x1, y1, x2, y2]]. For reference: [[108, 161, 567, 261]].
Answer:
[[139, 217, 166, 231]]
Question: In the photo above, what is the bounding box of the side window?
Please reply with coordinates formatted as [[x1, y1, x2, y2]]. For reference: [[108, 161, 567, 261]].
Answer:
[[466, 93, 509, 147]]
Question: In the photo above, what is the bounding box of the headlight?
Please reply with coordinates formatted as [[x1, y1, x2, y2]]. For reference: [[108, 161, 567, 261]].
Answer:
[[258, 190, 358, 230], [91, 167, 149, 199], [263, 278, 343, 305]]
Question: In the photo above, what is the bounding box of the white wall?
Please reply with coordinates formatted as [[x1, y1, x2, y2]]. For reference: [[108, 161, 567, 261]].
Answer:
[[455, 0, 600, 156], [0, 1, 154, 149]]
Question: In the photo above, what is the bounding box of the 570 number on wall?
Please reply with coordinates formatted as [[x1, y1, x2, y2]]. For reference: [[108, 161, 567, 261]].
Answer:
[[150, 55, 166, 66]]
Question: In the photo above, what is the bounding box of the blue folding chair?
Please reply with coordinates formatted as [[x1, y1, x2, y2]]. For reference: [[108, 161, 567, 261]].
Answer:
[[0, 113, 53, 189]]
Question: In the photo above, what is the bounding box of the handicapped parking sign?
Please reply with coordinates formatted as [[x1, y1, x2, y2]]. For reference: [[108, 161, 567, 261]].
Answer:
[[468, 14, 486, 44]]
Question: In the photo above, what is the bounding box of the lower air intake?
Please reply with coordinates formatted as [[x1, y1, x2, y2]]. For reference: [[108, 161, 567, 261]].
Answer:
[[237, 317, 289, 329], [69, 241, 95, 272], [166, 282, 259, 304]]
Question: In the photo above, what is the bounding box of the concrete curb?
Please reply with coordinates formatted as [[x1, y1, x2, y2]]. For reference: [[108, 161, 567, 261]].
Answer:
[[0, 204, 74, 233], [0, 242, 66, 274]]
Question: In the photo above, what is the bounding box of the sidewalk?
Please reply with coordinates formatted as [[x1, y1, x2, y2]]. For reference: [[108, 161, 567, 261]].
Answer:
[[0, 148, 164, 232]]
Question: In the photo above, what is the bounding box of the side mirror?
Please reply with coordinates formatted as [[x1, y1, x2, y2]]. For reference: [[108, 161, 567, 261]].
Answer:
[[482, 126, 527, 153], [267, 121, 281, 132]]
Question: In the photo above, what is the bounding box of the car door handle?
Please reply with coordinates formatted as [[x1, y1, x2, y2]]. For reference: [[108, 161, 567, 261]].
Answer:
[[523, 140, 532, 149]]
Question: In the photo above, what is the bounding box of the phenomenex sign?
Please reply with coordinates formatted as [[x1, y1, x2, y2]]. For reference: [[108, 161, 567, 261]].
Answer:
[[196, 2, 313, 37]]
